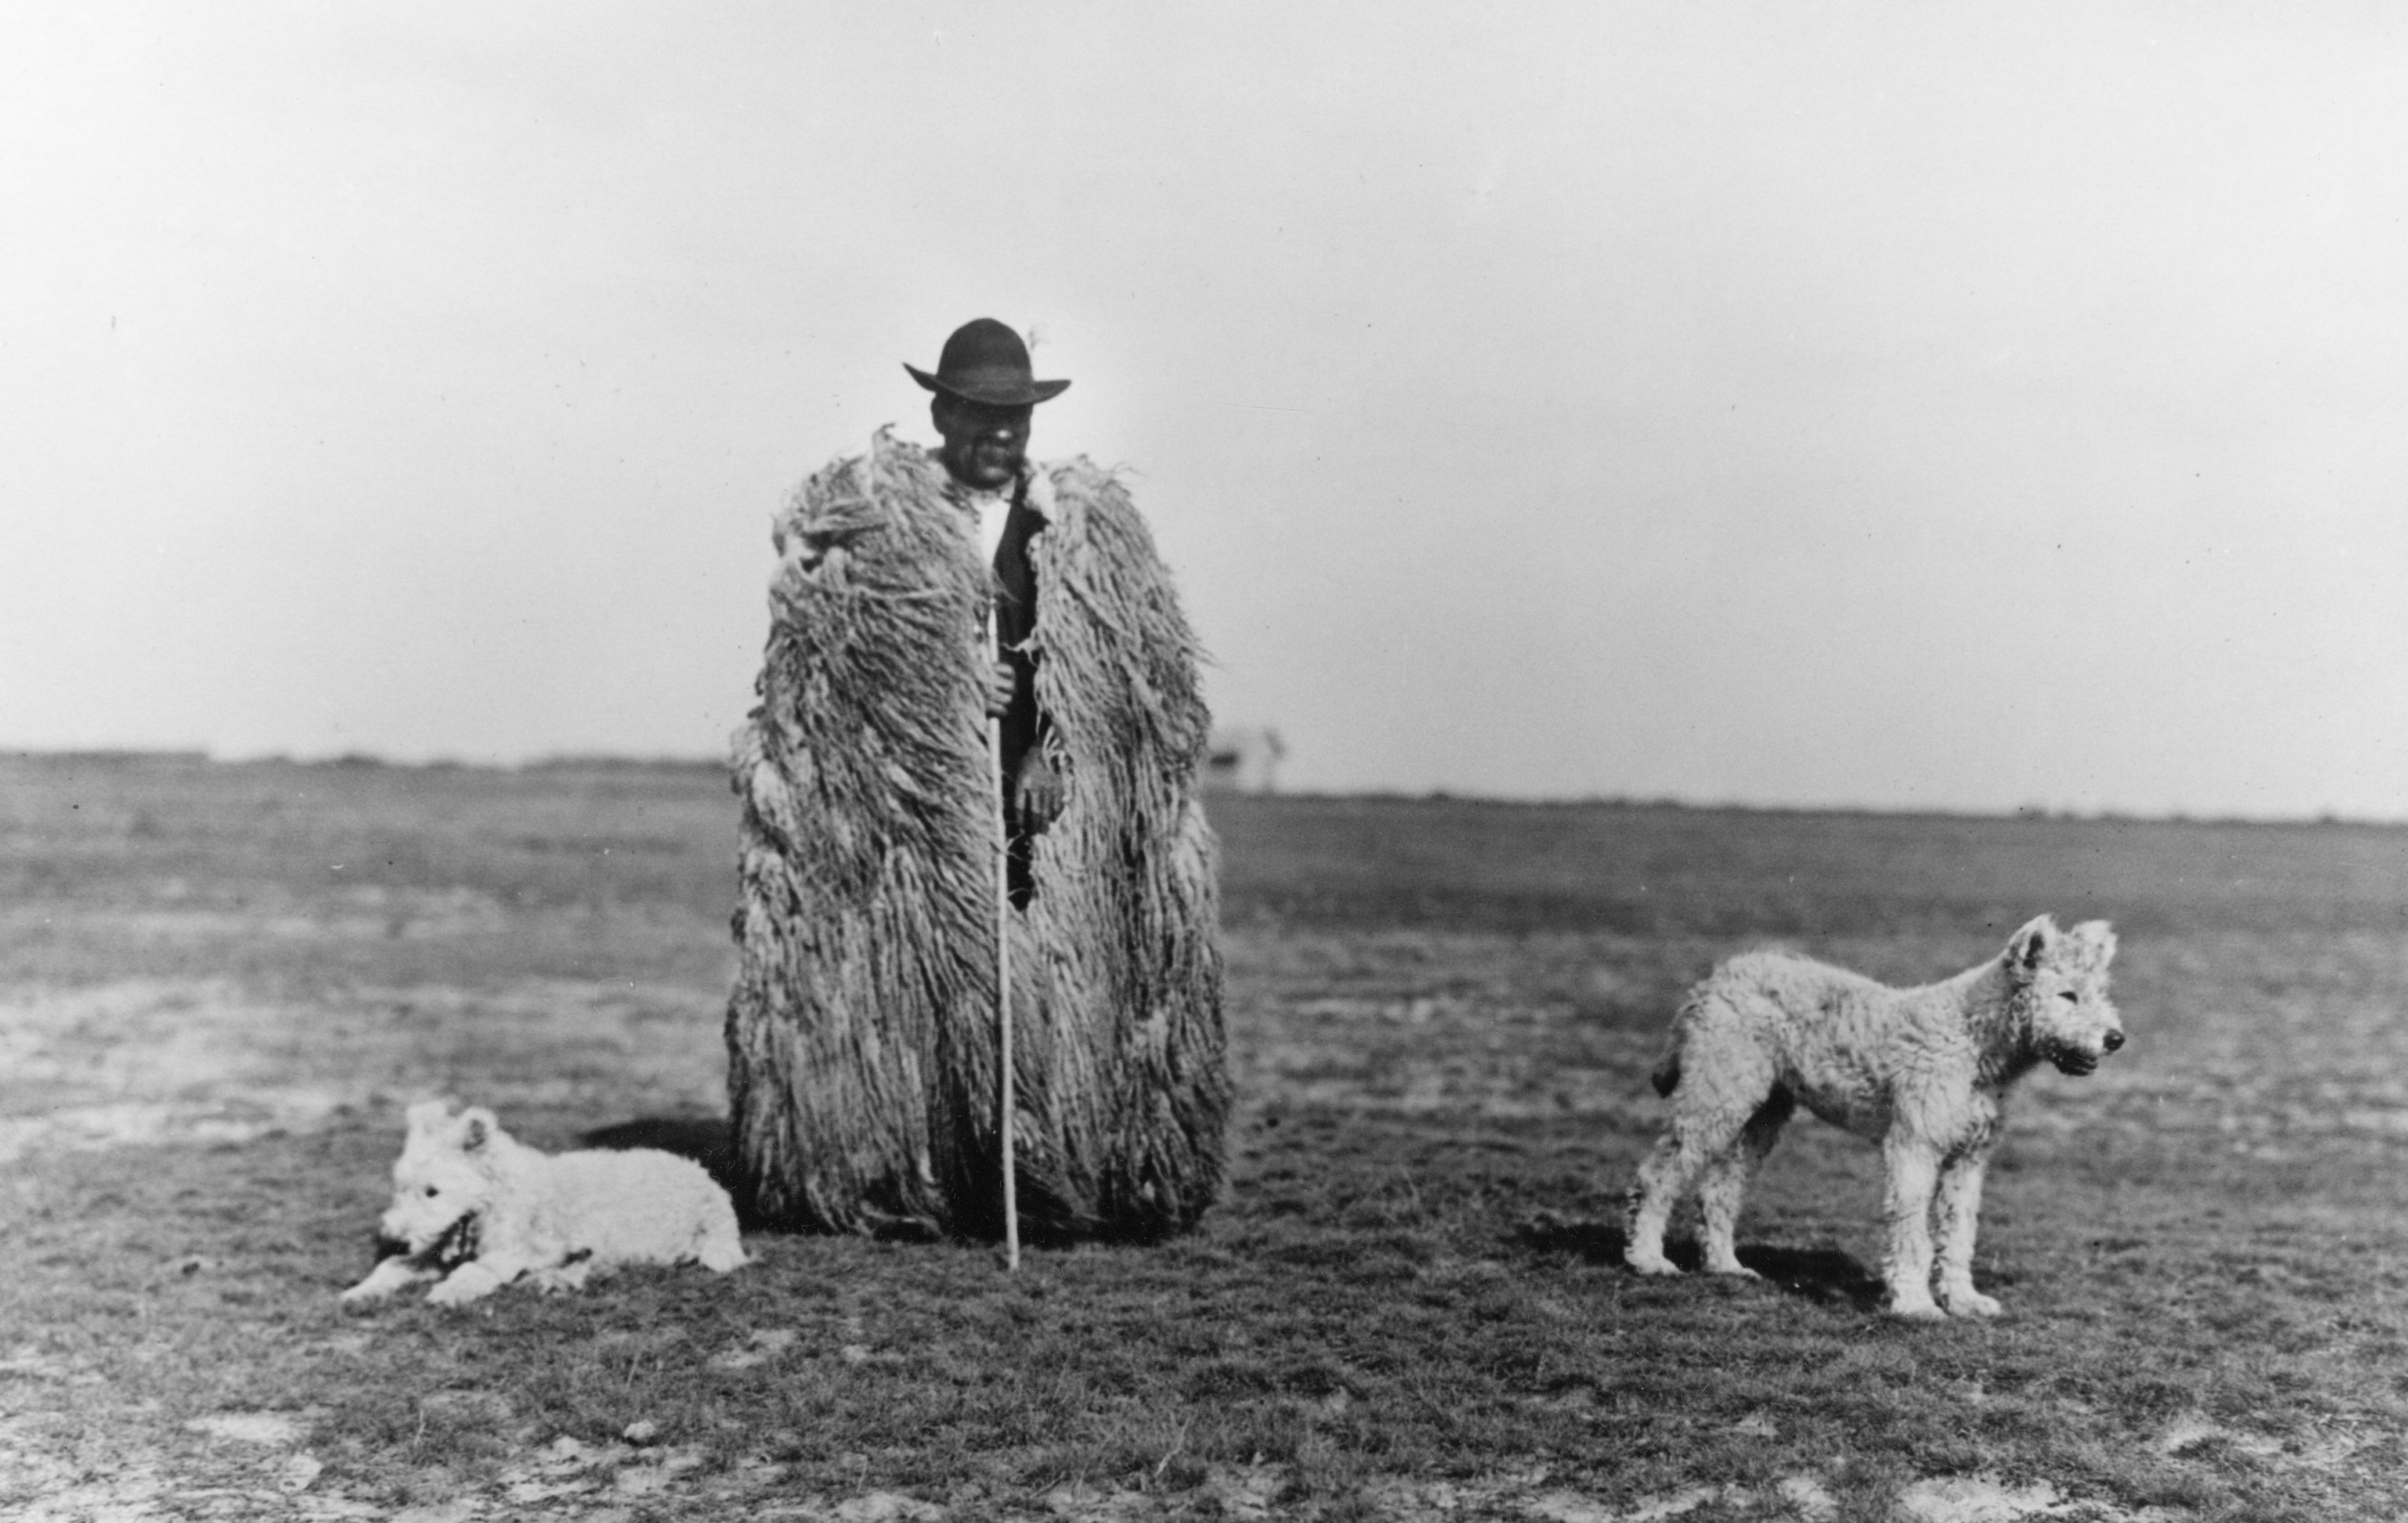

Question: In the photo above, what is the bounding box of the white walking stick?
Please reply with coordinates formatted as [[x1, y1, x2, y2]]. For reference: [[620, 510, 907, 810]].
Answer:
[[986, 619, 1021, 1272]]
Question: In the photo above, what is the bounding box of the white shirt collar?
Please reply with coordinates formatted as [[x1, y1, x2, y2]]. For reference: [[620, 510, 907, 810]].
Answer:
[[951, 463, 1051, 561], [973, 488, 1012, 565]]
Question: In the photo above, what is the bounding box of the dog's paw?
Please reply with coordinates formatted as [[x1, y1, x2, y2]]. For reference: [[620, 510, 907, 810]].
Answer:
[[1707, 1262, 1762, 1280], [528, 1263, 592, 1295], [1942, 1290, 2003, 1319], [426, 1269, 499, 1307], [1887, 1297, 1946, 1321], [339, 1257, 428, 1305], [1625, 1254, 1682, 1278]]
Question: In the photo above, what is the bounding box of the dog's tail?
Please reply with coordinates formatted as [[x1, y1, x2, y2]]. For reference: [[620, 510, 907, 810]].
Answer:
[[1647, 990, 1703, 1098]]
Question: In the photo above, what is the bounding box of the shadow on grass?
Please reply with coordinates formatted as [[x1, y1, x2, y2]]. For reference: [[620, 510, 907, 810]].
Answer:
[[1511, 1212, 1887, 1312], [578, 1116, 1189, 1250]]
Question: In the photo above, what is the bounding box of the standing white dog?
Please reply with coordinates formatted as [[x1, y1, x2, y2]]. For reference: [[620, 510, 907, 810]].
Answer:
[[342, 1100, 747, 1307], [1624, 915, 2123, 1318]]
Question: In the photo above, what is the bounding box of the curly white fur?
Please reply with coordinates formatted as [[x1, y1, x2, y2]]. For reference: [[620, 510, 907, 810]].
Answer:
[[341, 1101, 747, 1308], [1623, 915, 2123, 1318]]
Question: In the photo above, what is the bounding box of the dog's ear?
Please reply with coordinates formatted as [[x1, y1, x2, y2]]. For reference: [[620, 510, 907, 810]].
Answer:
[[457, 1107, 498, 1153], [2004, 915, 2057, 982], [2071, 920, 2118, 969]]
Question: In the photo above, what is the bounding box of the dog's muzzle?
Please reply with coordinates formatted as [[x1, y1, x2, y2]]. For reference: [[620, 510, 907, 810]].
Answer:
[[2050, 1028, 2123, 1076], [395, 1214, 481, 1270]]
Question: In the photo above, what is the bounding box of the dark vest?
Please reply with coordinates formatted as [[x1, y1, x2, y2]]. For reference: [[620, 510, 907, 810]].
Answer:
[[989, 477, 1049, 907]]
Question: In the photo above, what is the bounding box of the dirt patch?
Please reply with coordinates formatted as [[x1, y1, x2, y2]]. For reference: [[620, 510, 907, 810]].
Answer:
[[0, 977, 728, 1164], [708, 1328, 802, 1371], [0, 1421, 175, 1523], [185, 1411, 310, 1446], [1893, 1475, 2177, 1523], [0, 1414, 373, 1523], [0, 980, 352, 1163]]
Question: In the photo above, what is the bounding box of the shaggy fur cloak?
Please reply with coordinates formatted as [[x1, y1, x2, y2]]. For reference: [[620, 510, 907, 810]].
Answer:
[[726, 427, 1227, 1241]]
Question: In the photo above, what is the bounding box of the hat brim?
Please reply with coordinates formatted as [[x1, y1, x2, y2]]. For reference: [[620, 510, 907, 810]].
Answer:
[[905, 363, 1071, 406]]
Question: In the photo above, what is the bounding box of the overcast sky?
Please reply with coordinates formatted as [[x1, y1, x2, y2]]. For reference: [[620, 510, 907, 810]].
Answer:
[[4, 3, 2404, 817]]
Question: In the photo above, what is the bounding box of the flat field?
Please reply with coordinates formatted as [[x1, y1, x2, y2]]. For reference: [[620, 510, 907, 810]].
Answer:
[[3, 754, 2405, 1521]]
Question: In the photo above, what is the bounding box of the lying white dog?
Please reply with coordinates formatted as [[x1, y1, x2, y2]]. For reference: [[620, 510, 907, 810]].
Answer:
[[342, 1100, 747, 1307], [1625, 915, 2124, 1318]]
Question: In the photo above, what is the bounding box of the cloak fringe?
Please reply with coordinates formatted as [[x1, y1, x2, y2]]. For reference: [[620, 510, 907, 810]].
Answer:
[[726, 428, 1228, 1240]]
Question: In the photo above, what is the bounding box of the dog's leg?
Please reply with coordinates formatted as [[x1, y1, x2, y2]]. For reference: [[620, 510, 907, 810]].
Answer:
[[1623, 1133, 1696, 1275], [1628, 1108, 1763, 1282], [1696, 1087, 1793, 1277], [427, 1254, 529, 1306], [1933, 1149, 2002, 1318], [527, 1256, 594, 1295], [427, 1262, 502, 1305], [341, 1255, 437, 1304], [1881, 1135, 1944, 1319], [1627, 1017, 1774, 1278], [696, 1227, 748, 1274]]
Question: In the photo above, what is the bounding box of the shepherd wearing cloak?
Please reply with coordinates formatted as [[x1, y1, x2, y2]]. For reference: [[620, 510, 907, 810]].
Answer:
[[726, 320, 1229, 1243]]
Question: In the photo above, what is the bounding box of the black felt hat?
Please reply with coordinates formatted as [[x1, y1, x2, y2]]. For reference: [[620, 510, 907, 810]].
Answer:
[[905, 318, 1070, 406]]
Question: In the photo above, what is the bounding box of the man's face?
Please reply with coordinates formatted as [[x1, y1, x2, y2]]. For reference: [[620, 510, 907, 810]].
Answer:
[[933, 396, 1032, 491]]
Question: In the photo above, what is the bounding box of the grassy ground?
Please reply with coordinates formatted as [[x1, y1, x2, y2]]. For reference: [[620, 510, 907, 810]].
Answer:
[[3, 754, 2405, 1520]]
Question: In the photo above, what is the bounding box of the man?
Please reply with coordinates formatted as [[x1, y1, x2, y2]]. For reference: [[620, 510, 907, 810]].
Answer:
[[727, 318, 1227, 1240], [907, 318, 1067, 907]]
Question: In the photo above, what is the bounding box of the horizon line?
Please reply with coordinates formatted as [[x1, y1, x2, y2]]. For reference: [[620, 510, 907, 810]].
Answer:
[[5, 745, 2401, 832]]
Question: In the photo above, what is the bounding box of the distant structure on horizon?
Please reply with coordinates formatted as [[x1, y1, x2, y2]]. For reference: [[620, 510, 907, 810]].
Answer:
[[1202, 727, 1285, 795]]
